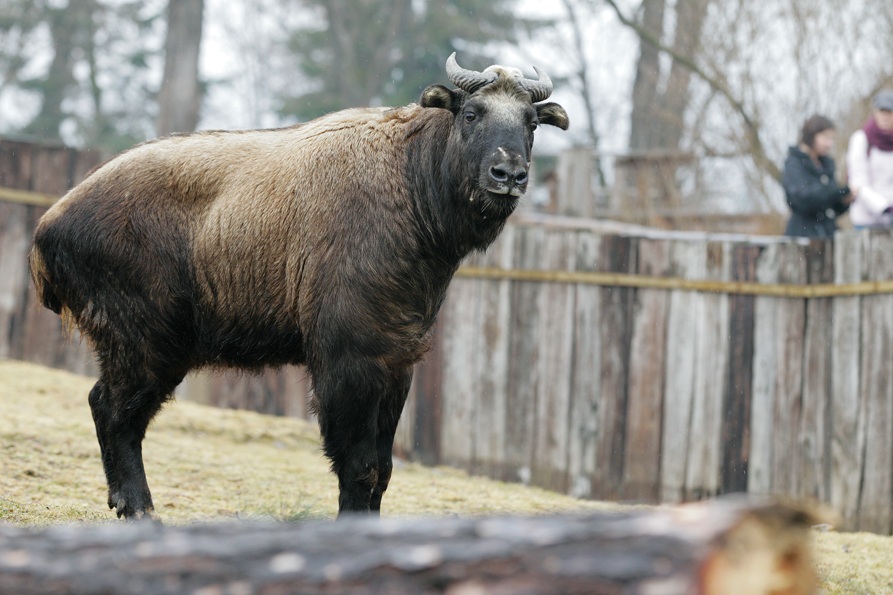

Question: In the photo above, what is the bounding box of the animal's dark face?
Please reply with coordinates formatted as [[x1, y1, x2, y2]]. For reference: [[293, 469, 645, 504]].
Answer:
[[420, 57, 569, 217]]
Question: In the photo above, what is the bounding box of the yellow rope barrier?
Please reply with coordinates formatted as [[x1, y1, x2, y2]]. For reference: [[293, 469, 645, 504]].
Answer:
[[4, 185, 890, 299], [0, 187, 59, 208], [456, 266, 893, 298]]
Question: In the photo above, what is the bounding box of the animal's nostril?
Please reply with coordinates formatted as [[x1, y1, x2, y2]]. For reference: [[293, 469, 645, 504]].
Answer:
[[489, 166, 510, 183], [489, 165, 529, 186]]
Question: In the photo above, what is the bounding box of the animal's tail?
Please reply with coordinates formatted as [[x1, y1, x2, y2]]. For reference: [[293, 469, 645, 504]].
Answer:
[[29, 242, 76, 335]]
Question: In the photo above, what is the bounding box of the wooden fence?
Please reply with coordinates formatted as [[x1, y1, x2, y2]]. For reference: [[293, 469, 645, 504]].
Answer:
[[0, 138, 101, 373], [2, 139, 891, 534], [401, 217, 893, 535]]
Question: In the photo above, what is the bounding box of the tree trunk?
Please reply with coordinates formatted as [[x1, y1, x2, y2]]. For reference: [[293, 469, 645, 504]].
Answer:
[[629, 0, 711, 152], [0, 498, 823, 594], [653, 0, 710, 150], [156, 0, 205, 136], [628, 0, 667, 151]]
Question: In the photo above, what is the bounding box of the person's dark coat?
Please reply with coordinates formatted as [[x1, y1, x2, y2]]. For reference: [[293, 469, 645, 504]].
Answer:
[[783, 146, 850, 238]]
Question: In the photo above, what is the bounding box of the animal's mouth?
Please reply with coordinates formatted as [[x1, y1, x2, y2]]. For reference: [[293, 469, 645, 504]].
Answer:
[[486, 183, 527, 198], [479, 189, 521, 217]]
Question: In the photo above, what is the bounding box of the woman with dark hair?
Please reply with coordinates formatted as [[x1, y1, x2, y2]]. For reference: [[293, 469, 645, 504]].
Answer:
[[782, 114, 853, 238], [847, 90, 893, 228]]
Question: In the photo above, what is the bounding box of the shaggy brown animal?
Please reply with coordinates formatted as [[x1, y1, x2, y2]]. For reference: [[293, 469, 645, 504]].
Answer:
[[29, 54, 569, 519]]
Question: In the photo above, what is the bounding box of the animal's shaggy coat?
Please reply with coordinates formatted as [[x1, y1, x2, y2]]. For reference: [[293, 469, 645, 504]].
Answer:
[[30, 64, 568, 518]]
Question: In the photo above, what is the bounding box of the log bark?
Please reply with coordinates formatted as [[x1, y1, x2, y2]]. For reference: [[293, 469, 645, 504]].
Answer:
[[0, 498, 823, 594]]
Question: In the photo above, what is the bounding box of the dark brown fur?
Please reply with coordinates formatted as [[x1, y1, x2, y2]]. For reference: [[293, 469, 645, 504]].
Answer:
[[30, 68, 568, 519]]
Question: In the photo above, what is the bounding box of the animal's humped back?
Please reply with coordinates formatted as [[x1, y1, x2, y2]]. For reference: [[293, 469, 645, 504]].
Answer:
[[48, 105, 419, 221]]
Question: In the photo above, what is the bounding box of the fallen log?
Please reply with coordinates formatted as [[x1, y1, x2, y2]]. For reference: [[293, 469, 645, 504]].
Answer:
[[0, 497, 825, 594]]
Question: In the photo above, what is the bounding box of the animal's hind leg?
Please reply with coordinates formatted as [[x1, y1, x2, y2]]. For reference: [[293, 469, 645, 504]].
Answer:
[[88, 368, 182, 520], [369, 367, 412, 514]]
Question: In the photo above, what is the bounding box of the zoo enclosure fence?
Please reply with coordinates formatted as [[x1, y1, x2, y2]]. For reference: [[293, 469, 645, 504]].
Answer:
[[2, 138, 891, 535]]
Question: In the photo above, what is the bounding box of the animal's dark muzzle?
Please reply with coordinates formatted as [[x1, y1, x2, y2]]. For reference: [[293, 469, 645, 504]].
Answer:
[[483, 149, 529, 197], [489, 164, 528, 186]]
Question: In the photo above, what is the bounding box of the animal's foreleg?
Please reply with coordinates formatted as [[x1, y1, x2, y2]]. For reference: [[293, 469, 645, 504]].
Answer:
[[369, 367, 413, 515], [313, 356, 392, 517]]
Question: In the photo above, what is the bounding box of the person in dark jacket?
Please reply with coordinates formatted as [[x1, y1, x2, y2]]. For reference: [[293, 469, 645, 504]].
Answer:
[[783, 114, 854, 238]]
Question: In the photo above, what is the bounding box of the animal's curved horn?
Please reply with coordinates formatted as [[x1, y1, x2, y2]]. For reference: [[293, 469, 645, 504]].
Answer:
[[445, 52, 497, 94], [519, 66, 553, 102]]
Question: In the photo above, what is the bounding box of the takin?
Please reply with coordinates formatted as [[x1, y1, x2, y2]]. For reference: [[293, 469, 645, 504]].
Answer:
[[29, 53, 569, 519]]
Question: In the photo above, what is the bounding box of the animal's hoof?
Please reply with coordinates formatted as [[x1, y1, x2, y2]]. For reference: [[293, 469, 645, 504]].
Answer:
[[111, 495, 158, 522], [114, 497, 127, 518]]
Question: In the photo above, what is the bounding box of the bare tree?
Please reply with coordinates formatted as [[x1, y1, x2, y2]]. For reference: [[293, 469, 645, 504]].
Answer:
[[606, 0, 779, 184], [156, 0, 204, 136]]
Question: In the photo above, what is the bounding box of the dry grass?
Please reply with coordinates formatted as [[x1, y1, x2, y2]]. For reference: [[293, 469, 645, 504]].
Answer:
[[1, 359, 891, 593], [0, 359, 620, 524]]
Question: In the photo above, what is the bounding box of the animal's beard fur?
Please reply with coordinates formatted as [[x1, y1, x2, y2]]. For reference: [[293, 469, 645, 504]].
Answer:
[[477, 190, 520, 219]]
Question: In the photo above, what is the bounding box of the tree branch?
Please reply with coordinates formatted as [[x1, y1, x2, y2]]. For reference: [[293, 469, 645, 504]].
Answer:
[[603, 0, 781, 181]]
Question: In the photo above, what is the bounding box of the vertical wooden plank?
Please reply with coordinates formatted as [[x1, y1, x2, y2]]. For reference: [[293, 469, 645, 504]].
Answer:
[[748, 243, 779, 495], [685, 241, 731, 500], [504, 225, 546, 485], [721, 244, 761, 494], [206, 371, 274, 414], [660, 239, 705, 502], [0, 203, 29, 359], [593, 235, 635, 500], [0, 139, 34, 189], [277, 366, 314, 420], [830, 230, 867, 531], [530, 229, 576, 492], [71, 148, 103, 183], [21, 205, 71, 368], [857, 232, 893, 534], [30, 145, 75, 195], [394, 369, 417, 460], [407, 319, 444, 465], [621, 237, 671, 502], [10, 144, 103, 376], [184, 367, 312, 420], [471, 225, 515, 479], [438, 252, 482, 470], [769, 243, 807, 497], [798, 240, 834, 502], [20, 145, 84, 369], [566, 231, 602, 498]]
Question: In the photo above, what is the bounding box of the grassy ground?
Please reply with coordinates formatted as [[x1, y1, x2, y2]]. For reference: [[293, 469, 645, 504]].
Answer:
[[2, 359, 891, 593]]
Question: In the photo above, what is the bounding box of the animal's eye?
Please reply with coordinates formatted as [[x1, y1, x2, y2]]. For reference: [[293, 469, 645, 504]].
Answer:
[[464, 111, 477, 123], [530, 120, 539, 131]]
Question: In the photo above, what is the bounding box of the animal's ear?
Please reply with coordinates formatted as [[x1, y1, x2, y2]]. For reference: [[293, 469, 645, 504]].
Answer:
[[536, 102, 570, 130], [420, 84, 462, 113]]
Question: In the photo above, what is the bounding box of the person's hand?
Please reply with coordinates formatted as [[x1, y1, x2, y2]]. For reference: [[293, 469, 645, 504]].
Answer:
[[843, 192, 856, 205]]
